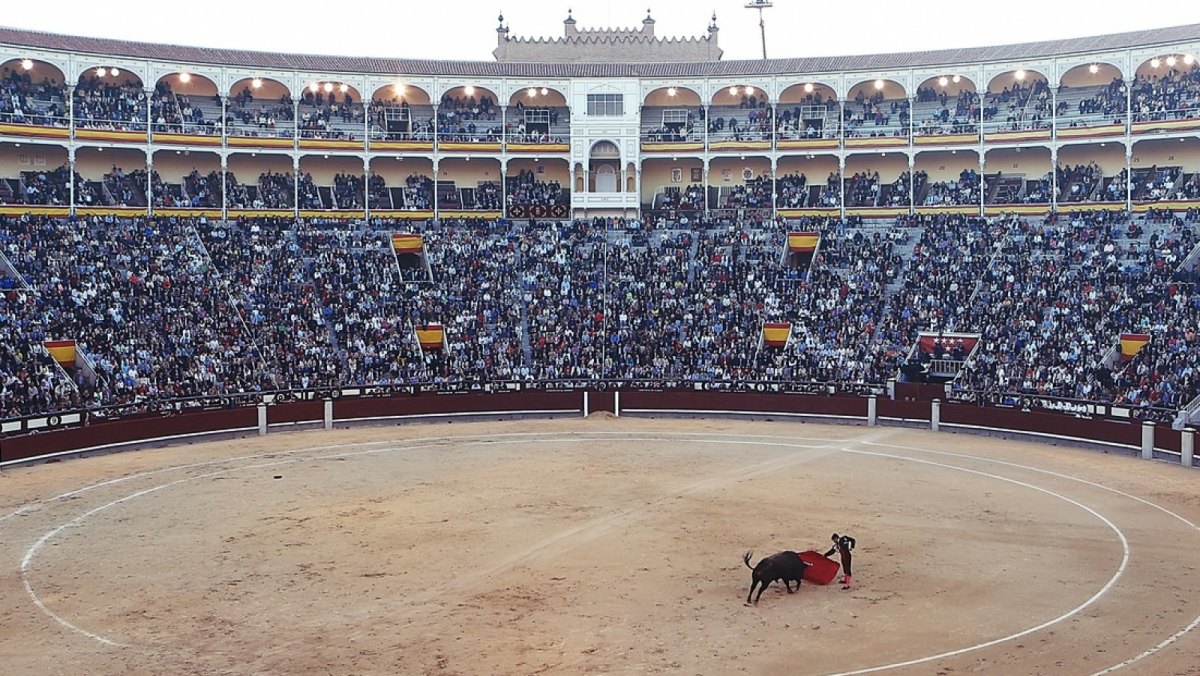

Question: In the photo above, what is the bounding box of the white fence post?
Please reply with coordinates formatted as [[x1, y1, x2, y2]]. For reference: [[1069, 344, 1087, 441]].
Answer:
[[867, 394, 877, 427], [931, 399, 941, 432], [257, 402, 268, 436], [582, 391, 589, 418], [1141, 421, 1154, 460], [323, 398, 333, 430], [614, 391, 621, 418], [1182, 428, 1194, 468], [887, 378, 896, 400]]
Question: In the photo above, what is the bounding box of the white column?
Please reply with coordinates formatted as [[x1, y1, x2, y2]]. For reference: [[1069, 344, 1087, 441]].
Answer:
[[1182, 429, 1194, 468], [887, 378, 896, 400], [1141, 421, 1154, 460], [931, 399, 941, 432], [257, 402, 268, 436], [582, 391, 589, 418], [324, 398, 333, 430], [867, 394, 877, 426], [614, 391, 621, 418]]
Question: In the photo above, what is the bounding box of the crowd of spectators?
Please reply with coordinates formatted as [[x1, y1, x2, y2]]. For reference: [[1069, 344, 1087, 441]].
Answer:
[[438, 93, 501, 142], [506, 170, 565, 208], [718, 176, 772, 210], [228, 88, 293, 137], [776, 95, 838, 139], [844, 90, 909, 137], [181, 170, 222, 208], [708, 106, 772, 142], [333, 173, 365, 209], [0, 68, 68, 126], [1058, 77, 1127, 127], [983, 80, 1050, 131], [923, 169, 979, 206], [369, 98, 434, 141], [297, 173, 324, 210], [776, 173, 809, 208], [74, 76, 147, 130], [914, 87, 979, 136], [150, 81, 214, 135], [1131, 64, 1200, 122], [656, 184, 704, 210], [0, 214, 269, 418], [1057, 162, 1104, 202], [2, 208, 1198, 423], [298, 92, 362, 140], [844, 171, 881, 207], [3, 165, 72, 205], [506, 102, 565, 143]]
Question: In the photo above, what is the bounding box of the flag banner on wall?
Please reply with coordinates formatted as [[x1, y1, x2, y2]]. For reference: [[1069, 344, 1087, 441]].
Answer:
[[1119, 333, 1151, 361], [43, 339, 77, 366], [785, 231, 820, 270], [916, 333, 979, 358], [762, 322, 792, 348], [415, 323, 446, 350], [391, 233, 424, 254], [787, 232, 820, 253]]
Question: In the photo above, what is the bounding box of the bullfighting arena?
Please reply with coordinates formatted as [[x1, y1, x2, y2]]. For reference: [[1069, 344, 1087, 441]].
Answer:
[[2, 417, 1199, 675]]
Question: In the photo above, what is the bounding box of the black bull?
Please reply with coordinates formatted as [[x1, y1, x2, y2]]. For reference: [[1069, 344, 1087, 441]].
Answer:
[[743, 550, 809, 604]]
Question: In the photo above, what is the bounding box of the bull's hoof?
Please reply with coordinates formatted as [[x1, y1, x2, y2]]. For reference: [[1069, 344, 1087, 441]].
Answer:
[[743, 602, 753, 607]]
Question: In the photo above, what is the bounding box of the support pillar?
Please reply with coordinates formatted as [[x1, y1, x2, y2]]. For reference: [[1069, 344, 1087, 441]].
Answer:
[[838, 154, 846, 219], [145, 154, 154, 217], [931, 399, 941, 432], [293, 155, 301, 218], [582, 391, 589, 418], [1182, 428, 1194, 468], [432, 159, 440, 223], [867, 394, 877, 426], [258, 402, 268, 436], [1141, 421, 1155, 460], [363, 156, 371, 221], [68, 147, 76, 217], [614, 391, 621, 418], [887, 378, 896, 400], [323, 397, 333, 430]]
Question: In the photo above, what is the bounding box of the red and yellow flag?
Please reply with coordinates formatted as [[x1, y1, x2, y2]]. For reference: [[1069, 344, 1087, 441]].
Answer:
[[787, 232, 819, 253], [392, 233, 424, 254], [415, 323, 445, 350], [43, 340, 77, 366], [762, 322, 791, 348], [1119, 333, 1151, 361]]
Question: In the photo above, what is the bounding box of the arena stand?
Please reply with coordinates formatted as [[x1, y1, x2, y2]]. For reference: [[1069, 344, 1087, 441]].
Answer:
[[0, 21, 1199, 462]]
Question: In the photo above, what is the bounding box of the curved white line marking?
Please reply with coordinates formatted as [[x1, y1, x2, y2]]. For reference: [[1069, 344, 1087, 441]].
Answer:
[[19, 431, 1126, 675], [15, 433, 833, 645], [856, 438, 1200, 675], [823, 446, 1130, 676]]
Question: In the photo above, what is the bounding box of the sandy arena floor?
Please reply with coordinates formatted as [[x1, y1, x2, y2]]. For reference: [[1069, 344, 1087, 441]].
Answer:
[[1, 416, 1199, 675]]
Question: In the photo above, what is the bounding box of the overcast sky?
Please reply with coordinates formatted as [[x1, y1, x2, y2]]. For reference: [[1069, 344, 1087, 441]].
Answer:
[[3, 1, 1197, 62]]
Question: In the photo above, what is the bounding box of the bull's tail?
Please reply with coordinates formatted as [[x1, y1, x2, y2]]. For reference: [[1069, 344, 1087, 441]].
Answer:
[[743, 550, 755, 570]]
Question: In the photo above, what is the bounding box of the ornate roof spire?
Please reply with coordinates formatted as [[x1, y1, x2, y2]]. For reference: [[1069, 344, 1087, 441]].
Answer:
[[644, 8, 655, 23], [565, 8, 575, 24]]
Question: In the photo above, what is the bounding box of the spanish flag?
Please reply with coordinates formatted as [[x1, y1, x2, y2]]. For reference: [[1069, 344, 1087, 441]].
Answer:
[[392, 233, 424, 254], [786, 231, 820, 270], [1119, 333, 1151, 361], [762, 322, 792, 348], [43, 340, 77, 367], [787, 232, 820, 252], [415, 323, 445, 350]]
